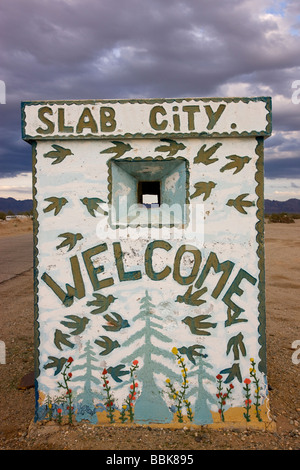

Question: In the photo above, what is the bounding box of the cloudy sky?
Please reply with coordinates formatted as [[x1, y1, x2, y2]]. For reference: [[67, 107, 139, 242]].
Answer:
[[0, 0, 300, 201]]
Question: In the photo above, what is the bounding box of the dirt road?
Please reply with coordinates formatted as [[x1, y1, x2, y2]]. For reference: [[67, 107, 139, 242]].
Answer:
[[0, 233, 33, 283]]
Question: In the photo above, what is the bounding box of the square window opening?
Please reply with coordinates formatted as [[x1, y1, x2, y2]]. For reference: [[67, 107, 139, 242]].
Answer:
[[138, 181, 161, 208]]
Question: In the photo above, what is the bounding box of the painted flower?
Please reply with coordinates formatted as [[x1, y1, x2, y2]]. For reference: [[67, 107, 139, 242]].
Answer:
[[57, 408, 62, 414], [216, 374, 222, 380], [172, 347, 178, 355], [67, 357, 73, 363], [102, 368, 107, 375], [166, 378, 171, 384], [244, 378, 251, 385], [132, 360, 139, 365], [250, 358, 254, 362], [245, 399, 252, 405], [229, 383, 234, 389], [68, 372, 72, 378]]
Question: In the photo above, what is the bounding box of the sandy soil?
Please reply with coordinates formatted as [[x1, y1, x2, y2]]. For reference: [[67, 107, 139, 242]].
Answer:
[[0, 219, 299, 451], [0, 218, 33, 238]]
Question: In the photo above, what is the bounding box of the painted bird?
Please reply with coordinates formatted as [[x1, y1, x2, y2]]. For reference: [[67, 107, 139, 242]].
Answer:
[[86, 293, 117, 314], [193, 142, 222, 165], [43, 197, 68, 216], [178, 345, 207, 365], [56, 232, 83, 252], [190, 181, 216, 201], [220, 155, 251, 174], [226, 193, 254, 215], [220, 363, 242, 384], [107, 364, 130, 382], [182, 314, 217, 336], [44, 356, 68, 375], [154, 138, 186, 156], [100, 141, 132, 158], [54, 329, 75, 351], [176, 285, 207, 306], [103, 312, 130, 332], [80, 197, 108, 217], [94, 336, 120, 356], [60, 315, 90, 335], [43, 144, 73, 165]]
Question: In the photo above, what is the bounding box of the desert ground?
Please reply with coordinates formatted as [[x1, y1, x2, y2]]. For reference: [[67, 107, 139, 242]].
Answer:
[[0, 217, 299, 451]]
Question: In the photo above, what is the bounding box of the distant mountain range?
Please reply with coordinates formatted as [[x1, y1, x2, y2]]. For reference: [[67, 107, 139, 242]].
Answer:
[[0, 197, 300, 215], [0, 197, 33, 214], [265, 198, 300, 214]]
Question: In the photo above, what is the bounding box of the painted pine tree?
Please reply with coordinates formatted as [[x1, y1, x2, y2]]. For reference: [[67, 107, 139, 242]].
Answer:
[[71, 340, 102, 423], [186, 355, 214, 424], [121, 291, 178, 424]]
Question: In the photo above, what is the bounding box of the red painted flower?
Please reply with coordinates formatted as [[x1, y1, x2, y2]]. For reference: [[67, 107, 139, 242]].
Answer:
[[68, 373, 72, 378], [57, 408, 62, 414], [216, 374, 222, 380], [67, 357, 73, 363], [245, 399, 252, 405], [102, 368, 107, 375], [132, 360, 139, 366], [229, 383, 234, 389], [244, 378, 251, 385]]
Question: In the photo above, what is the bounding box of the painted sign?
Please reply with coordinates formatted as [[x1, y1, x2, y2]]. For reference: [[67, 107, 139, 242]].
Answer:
[[22, 97, 273, 428]]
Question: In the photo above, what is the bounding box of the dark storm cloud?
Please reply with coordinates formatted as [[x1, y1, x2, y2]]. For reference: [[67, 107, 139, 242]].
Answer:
[[0, 0, 300, 178], [265, 156, 300, 178]]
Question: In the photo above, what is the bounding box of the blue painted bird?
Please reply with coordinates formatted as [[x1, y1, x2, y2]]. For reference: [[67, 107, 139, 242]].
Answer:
[[103, 312, 130, 332], [44, 356, 68, 375], [107, 364, 130, 383], [178, 345, 207, 364]]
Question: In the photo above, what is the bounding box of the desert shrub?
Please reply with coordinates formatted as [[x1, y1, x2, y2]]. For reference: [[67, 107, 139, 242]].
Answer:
[[268, 213, 295, 224]]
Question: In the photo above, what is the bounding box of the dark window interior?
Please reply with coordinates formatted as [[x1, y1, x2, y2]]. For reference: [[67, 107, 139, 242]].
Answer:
[[137, 181, 161, 207]]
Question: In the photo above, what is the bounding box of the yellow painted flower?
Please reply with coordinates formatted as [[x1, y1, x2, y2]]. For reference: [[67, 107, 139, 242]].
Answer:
[[166, 378, 171, 383], [122, 405, 127, 409], [250, 358, 254, 362], [172, 347, 178, 355], [48, 403, 52, 409]]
